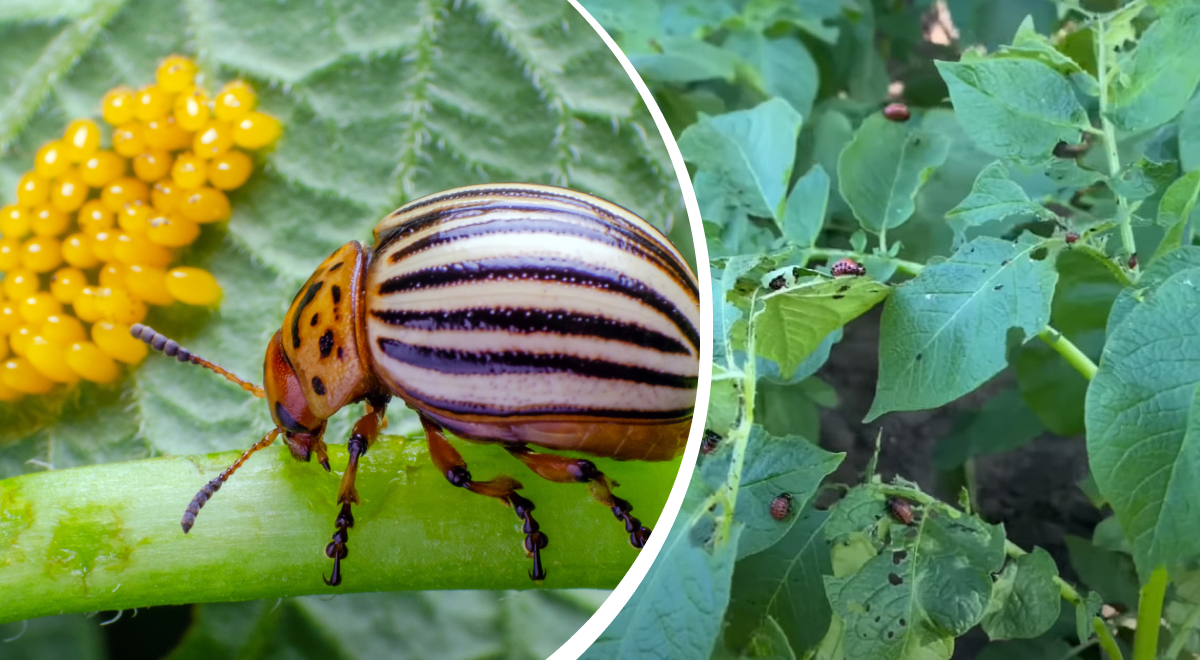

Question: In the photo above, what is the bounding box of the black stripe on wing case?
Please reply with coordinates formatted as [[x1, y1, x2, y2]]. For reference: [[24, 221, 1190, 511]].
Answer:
[[377, 338, 698, 389], [376, 257, 701, 351], [385, 206, 698, 298], [415, 395, 696, 420], [370, 307, 692, 355]]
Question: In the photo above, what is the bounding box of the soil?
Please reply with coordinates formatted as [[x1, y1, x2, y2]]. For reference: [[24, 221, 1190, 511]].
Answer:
[[815, 307, 1104, 659]]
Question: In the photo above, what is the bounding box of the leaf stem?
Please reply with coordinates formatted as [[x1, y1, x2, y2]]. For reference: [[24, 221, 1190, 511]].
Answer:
[[0, 438, 676, 624], [1095, 616, 1126, 660], [1038, 327, 1099, 381], [1133, 567, 1169, 660], [1005, 539, 1084, 606], [1095, 16, 1138, 276]]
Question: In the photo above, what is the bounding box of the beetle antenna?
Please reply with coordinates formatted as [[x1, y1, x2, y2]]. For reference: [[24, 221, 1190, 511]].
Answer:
[[182, 428, 280, 532], [131, 323, 266, 398]]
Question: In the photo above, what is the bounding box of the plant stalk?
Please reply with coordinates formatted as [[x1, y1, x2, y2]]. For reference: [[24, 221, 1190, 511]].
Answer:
[[1038, 327, 1099, 380], [1133, 567, 1169, 660], [1164, 593, 1200, 658], [0, 436, 678, 624], [1095, 17, 1138, 275], [1095, 616, 1126, 660]]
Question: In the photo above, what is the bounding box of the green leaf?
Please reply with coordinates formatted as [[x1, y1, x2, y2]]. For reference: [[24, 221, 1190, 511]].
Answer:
[[932, 388, 1045, 470], [781, 165, 830, 248], [630, 37, 738, 83], [837, 114, 951, 234], [755, 277, 890, 380], [0, 614, 104, 660], [996, 16, 1099, 96], [726, 506, 833, 657], [1065, 535, 1140, 610], [170, 590, 604, 660], [981, 548, 1061, 641], [868, 236, 1059, 420], [679, 98, 803, 227], [725, 29, 819, 118], [945, 0, 1057, 51], [1153, 170, 1200, 259], [1110, 158, 1178, 202], [974, 638, 1073, 660], [935, 58, 1089, 163], [824, 507, 1005, 660], [737, 617, 797, 660], [582, 509, 743, 660], [735, 426, 844, 559], [1180, 91, 1200, 172], [946, 161, 1054, 242], [1086, 267, 1200, 578], [1107, 3, 1200, 133], [1075, 591, 1103, 645], [1108, 246, 1200, 337]]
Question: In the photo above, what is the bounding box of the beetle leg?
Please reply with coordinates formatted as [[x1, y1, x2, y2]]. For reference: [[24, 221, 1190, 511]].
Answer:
[[504, 444, 651, 549], [419, 414, 547, 581], [324, 396, 389, 587]]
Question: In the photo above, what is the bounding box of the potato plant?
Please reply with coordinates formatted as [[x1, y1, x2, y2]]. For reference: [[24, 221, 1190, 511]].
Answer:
[[580, 0, 1200, 658]]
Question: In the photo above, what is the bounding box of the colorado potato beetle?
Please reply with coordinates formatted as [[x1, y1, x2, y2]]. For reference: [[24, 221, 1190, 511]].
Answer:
[[133, 184, 700, 586], [830, 258, 866, 277], [770, 493, 793, 520]]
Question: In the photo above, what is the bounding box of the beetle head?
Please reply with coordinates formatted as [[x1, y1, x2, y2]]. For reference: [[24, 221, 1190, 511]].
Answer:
[[265, 330, 330, 468]]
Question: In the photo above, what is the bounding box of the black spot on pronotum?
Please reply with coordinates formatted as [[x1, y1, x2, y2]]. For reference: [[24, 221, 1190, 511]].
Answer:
[[291, 281, 324, 349], [310, 313, 319, 326], [312, 376, 326, 396], [328, 262, 344, 272], [331, 285, 342, 305], [337, 346, 344, 360], [888, 572, 904, 586], [319, 330, 334, 358]]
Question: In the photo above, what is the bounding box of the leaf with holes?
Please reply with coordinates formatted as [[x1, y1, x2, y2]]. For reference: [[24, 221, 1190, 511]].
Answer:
[[946, 161, 1055, 242], [867, 236, 1059, 421], [824, 506, 1005, 660], [980, 548, 1061, 640], [755, 277, 890, 381]]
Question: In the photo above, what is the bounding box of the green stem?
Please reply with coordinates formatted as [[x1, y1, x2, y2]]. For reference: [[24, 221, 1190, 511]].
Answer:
[[1163, 594, 1200, 659], [719, 295, 761, 542], [1133, 566, 1169, 660], [0, 436, 678, 624], [1005, 540, 1083, 606], [1095, 17, 1138, 274], [1038, 327, 1099, 381], [1096, 616, 1126, 660]]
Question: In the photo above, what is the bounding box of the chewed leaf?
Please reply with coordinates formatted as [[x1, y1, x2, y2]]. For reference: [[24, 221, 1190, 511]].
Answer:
[[735, 425, 843, 558], [935, 58, 1089, 163], [868, 236, 1058, 421], [755, 277, 890, 380], [981, 548, 1061, 640], [1108, 2, 1200, 132], [946, 161, 1054, 242], [1086, 267, 1200, 578]]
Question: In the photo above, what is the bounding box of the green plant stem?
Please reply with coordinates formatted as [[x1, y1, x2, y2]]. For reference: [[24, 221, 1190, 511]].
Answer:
[[1096, 616, 1126, 660], [0, 437, 678, 624], [1038, 327, 1099, 380], [1164, 596, 1200, 658], [805, 248, 924, 277], [1095, 17, 1138, 274], [1133, 567, 1169, 660], [1005, 540, 1083, 606]]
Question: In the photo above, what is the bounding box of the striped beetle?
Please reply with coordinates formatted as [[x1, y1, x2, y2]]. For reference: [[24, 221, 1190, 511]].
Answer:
[[134, 184, 700, 586]]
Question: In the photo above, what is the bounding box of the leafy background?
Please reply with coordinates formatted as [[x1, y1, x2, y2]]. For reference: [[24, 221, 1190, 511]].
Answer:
[[577, 0, 1200, 659], [0, 0, 692, 657]]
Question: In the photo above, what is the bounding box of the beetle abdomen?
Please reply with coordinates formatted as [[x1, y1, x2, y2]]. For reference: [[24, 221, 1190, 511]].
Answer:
[[364, 184, 700, 448]]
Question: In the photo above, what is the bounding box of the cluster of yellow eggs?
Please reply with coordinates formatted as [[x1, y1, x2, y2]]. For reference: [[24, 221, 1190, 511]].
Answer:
[[0, 55, 280, 401]]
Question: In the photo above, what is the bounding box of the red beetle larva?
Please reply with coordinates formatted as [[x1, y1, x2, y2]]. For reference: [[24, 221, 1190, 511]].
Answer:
[[883, 103, 911, 122], [887, 496, 915, 525], [770, 493, 793, 521], [133, 183, 701, 586], [831, 258, 866, 277]]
